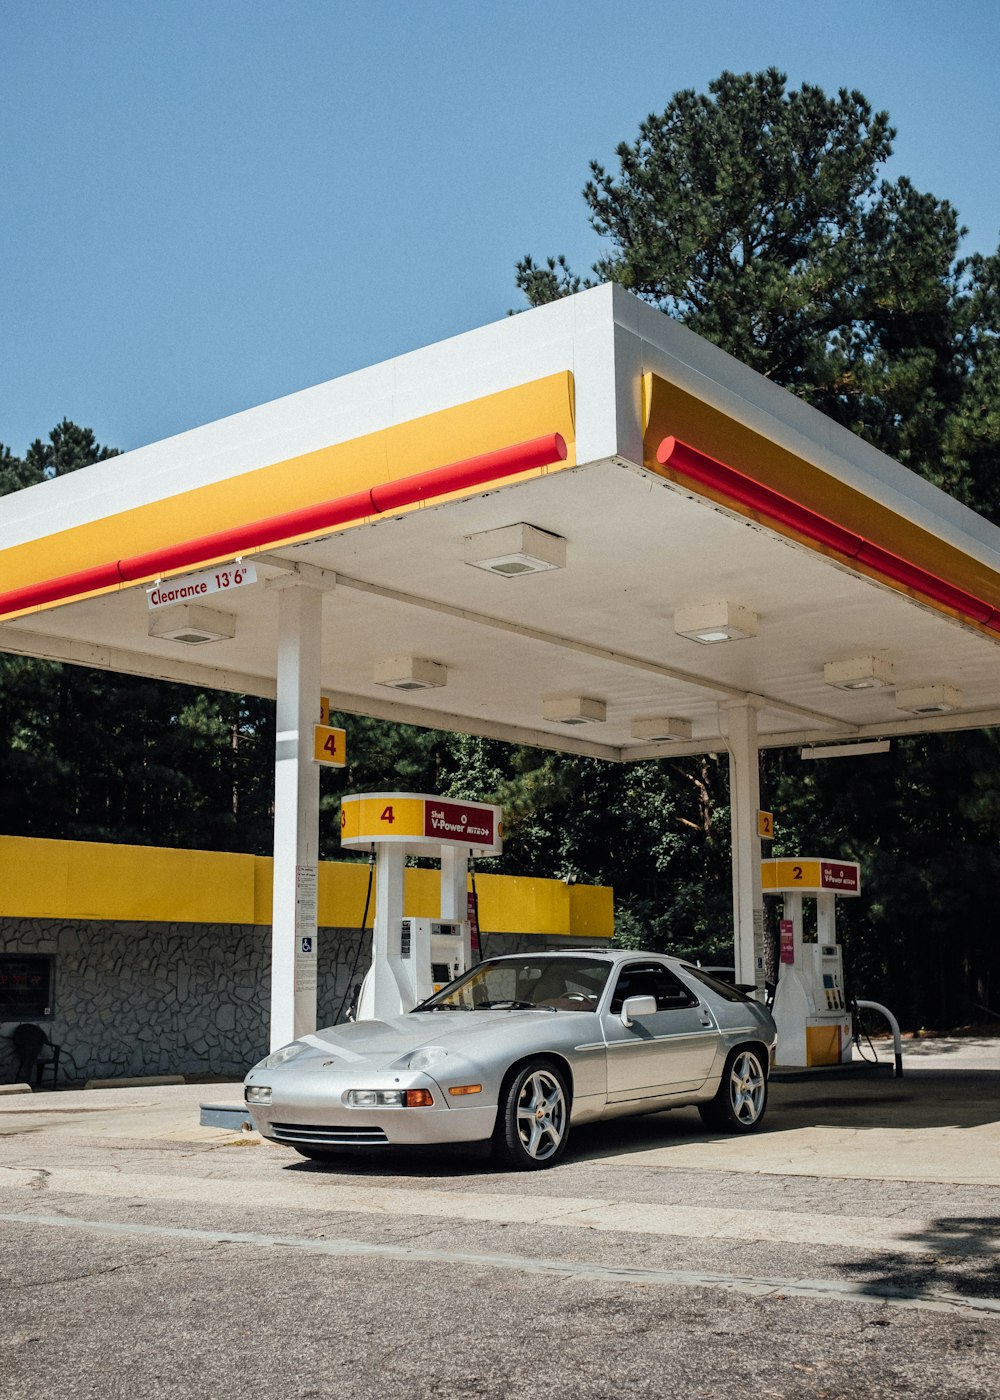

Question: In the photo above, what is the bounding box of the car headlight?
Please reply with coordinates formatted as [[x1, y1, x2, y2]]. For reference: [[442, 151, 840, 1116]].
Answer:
[[245, 1085, 272, 1105], [345, 1089, 434, 1107], [260, 1042, 308, 1069], [405, 1047, 450, 1071]]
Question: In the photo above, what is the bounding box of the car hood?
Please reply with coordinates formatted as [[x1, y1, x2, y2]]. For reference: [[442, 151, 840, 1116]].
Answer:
[[291, 1008, 561, 1070]]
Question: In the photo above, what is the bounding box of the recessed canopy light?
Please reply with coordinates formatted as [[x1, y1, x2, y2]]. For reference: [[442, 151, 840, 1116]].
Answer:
[[895, 684, 963, 715], [148, 604, 236, 645], [823, 655, 895, 690], [674, 601, 757, 644], [465, 523, 567, 577], [630, 717, 693, 742], [374, 656, 447, 690], [542, 695, 606, 725]]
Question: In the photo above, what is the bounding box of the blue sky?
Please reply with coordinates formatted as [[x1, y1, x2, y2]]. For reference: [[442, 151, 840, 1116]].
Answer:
[[3, 0, 999, 457]]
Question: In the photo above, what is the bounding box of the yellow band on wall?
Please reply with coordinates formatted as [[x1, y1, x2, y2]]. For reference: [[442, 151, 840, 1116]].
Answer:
[[0, 835, 613, 939]]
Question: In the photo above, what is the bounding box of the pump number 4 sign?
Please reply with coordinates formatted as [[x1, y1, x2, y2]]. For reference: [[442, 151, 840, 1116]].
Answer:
[[313, 725, 347, 768]]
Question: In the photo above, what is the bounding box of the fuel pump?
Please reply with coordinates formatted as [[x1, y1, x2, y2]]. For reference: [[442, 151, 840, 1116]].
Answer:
[[340, 792, 503, 1019], [763, 857, 860, 1068]]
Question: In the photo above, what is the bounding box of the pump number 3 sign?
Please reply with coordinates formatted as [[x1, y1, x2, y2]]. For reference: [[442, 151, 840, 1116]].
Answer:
[[313, 725, 347, 767]]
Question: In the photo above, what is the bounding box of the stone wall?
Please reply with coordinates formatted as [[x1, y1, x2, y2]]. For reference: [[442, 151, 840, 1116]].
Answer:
[[0, 920, 580, 1084]]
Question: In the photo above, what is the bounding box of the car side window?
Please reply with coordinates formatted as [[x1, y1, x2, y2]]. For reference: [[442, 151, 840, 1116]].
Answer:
[[609, 963, 699, 1015]]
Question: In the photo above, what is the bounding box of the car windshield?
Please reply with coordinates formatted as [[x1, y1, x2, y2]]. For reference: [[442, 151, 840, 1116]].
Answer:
[[416, 956, 612, 1012]]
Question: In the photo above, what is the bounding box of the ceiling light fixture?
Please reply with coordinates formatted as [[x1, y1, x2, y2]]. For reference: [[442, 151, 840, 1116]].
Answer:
[[674, 601, 757, 644], [895, 684, 963, 715], [373, 656, 448, 691], [630, 717, 693, 742], [823, 655, 895, 691], [542, 695, 607, 726], [464, 523, 567, 577], [147, 604, 236, 646]]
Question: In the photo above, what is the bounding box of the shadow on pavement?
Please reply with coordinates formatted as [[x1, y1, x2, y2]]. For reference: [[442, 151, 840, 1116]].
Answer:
[[834, 1215, 1000, 1302]]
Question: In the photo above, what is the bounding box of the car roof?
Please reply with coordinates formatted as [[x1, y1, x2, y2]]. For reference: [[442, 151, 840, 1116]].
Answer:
[[489, 948, 687, 966]]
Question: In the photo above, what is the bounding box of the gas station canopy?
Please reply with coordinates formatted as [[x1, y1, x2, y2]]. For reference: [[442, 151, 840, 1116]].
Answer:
[[4, 281, 1000, 759]]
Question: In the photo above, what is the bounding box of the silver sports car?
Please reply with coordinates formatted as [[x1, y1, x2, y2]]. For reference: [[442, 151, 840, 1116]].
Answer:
[[244, 949, 777, 1170]]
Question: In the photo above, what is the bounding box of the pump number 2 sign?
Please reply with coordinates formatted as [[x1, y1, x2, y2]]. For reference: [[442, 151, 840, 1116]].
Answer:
[[313, 725, 347, 768]]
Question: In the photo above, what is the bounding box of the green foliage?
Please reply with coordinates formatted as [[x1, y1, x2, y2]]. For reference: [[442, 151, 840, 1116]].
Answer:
[[511, 254, 584, 308], [514, 68, 1000, 1027], [519, 70, 972, 463], [318, 714, 453, 860], [434, 739, 733, 960], [24, 419, 119, 481], [0, 444, 36, 496], [0, 424, 273, 854]]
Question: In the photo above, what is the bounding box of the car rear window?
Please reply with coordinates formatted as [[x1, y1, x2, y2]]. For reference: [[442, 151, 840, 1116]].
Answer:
[[681, 965, 754, 1003]]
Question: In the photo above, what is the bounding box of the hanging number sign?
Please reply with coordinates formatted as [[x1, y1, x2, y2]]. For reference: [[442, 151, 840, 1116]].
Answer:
[[313, 725, 347, 767]]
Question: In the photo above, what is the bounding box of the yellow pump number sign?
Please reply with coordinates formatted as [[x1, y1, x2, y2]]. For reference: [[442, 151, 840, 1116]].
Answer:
[[340, 792, 503, 854], [313, 725, 347, 768], [761, 857, 861, 895]]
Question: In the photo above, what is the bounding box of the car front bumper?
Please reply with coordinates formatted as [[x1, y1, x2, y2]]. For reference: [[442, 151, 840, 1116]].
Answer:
[[244, 1065, 498, 1148]]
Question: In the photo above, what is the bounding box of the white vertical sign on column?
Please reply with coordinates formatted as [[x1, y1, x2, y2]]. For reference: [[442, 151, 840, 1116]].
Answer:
[[295, 864, 319, 997], [270, 582, 322, 1049]]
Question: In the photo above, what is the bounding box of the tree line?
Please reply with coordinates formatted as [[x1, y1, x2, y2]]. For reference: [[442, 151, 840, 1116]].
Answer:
[[3, 71, 999, 1030]]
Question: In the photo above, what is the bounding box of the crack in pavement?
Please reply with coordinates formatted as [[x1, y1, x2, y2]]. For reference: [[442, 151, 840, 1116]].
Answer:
[[2, 1211, 999, 1320]]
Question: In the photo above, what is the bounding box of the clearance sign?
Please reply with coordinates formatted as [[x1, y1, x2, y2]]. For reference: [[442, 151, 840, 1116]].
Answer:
[[761, 858, 861, 896], [340, 792, 503, 855]]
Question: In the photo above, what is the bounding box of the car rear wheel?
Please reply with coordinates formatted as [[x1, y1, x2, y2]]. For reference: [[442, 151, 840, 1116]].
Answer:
[[698, 1045, 768, 1133], [494, 1060, 570, 1169]]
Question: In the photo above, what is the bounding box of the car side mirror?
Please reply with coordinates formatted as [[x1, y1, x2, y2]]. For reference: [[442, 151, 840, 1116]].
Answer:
[[620, 994, 658, 1027]]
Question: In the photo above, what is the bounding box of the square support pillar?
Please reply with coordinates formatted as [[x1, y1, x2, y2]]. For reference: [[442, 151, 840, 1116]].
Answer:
[[270, 582, 322, 1049], [726, 702, 766, 994], [440, 846, 472, 971]]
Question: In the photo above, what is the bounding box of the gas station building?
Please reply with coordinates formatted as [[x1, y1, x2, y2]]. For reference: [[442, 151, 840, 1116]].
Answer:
[[3, 283, 1000, 1075]]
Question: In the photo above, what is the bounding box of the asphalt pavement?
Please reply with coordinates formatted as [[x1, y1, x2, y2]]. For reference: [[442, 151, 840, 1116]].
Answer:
[[1, 1038, 998, 1399]]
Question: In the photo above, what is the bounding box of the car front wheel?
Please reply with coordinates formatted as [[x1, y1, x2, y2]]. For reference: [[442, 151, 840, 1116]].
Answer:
[[698, 1045, 768, 1133], [494, 1060, 570, 1169]]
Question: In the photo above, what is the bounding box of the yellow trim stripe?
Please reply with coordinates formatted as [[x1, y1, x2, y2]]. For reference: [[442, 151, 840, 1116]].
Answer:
[[642, 372, 1000, 617], [0, 374, 576, 601], [0, 836, 613, 939]]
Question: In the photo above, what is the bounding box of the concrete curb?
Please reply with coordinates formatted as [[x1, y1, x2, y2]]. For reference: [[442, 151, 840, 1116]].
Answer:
[[0, 1083, 32, 1096], [83, 1074, 186, 1090]]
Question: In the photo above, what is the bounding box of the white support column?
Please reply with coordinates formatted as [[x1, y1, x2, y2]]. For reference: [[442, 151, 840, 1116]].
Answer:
[[816, 891, 837, 945], [355, 842, 408, 1019], [270, 582, 322, 1050], [440, 846, 472, 971], [439, 847, 468, 922], [726, 702, 766, 994]]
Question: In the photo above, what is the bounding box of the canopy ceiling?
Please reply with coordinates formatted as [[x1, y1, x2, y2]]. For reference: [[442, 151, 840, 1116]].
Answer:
[[4, 284, 1000, 762]]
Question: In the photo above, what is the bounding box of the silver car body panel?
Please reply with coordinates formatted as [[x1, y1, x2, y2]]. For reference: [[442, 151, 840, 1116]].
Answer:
[[244, 951, 777, 1151]]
